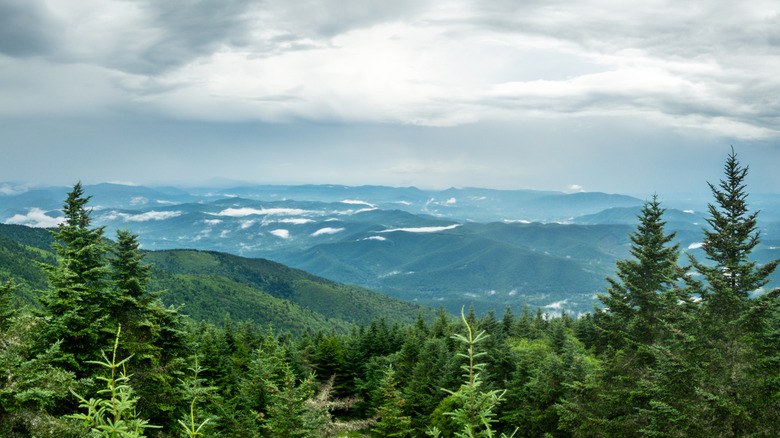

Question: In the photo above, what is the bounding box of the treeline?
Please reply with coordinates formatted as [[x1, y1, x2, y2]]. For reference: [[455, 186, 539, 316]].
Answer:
[[1, 149, 779, 437]]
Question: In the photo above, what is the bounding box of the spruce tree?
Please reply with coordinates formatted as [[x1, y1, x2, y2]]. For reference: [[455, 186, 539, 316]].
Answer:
[[686, 148, 780, 435], [560, 196, 690, 436], [689, 148, 779, 325], [599, 195, 686, 346], [37, 182, 111, 374]]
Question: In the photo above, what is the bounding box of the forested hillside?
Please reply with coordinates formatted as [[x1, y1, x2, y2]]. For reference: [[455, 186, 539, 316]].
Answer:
[[0, 224, 437, 334], [1, 151, 779, 437]]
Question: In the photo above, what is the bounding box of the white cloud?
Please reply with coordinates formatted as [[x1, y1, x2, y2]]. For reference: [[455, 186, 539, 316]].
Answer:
[[104, 210, 182, 222], [687, 242, 705, 250], [683, 210, 695, 214], [312, 227, 344, 236], [340, 199, 376, 207], [0, 184, 28, 195], [239, 219, 256, 229], [215, 207, 313, 217], [336, 207, 378, 215], [362, 235, 387, 241], [379, 224, 461, 233], [544, 299, 569, 310], [503, 219, 531, 224], [203, 219, 222, 225], [568, 184, 585, 192], [445, 197, 456, 205], [277, 218, 314, 224], [130, 196, 147, 206], [5, 208, 62, 228], [270, 229, 290, 239]]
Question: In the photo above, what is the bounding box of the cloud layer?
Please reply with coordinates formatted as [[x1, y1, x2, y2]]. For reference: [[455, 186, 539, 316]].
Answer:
[[1, 0, 778, 193]]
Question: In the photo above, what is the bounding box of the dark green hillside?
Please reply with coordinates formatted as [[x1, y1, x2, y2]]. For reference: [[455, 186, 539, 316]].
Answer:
[[0, 223, 435, 332], [149, 270, 352, 334], [0, 235, 54, 304], [0, 223, 55, 250], [144, 249, 438, 326]]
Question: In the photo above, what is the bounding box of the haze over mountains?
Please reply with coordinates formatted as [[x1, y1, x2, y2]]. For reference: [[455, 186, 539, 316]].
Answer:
[[3, 182, 779, 315]]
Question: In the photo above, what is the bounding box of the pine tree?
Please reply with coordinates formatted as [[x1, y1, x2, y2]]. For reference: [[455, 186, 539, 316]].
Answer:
[[559, 196, 690, 436], [599, 195, 687, 347], [371, 365, 412, 438], [689, 148, 779, 325], [109, 228, 188, 429], [685, 148, 780, 435], [37, 182, 112, 374]]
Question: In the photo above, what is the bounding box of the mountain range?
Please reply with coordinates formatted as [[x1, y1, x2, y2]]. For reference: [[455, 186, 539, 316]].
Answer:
[[2, 182, 779, 315]]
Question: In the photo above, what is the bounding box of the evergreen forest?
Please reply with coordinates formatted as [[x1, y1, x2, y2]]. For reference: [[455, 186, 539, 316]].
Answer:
[[1, 150, 779, 437]]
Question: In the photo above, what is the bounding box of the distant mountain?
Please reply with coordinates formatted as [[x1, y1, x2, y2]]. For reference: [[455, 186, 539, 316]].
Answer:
[[274, 223, 624, 315], [3, 182, 779, 316]]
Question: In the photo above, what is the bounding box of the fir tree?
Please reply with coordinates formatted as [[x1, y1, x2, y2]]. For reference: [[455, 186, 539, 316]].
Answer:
[[37, 182, 111, 374], [560, 196, 690, 436], [370, 365, 412, 438], [685, 148, 780, 435], [689, 148, 779, 325], [599, 195, 687, 347]]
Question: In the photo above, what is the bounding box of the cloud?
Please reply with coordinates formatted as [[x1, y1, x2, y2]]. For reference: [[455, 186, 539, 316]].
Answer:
[[215, 207, 314, 217], [544, 299, 569, 310], [0, 1, 59, 58], [379, 224, 461, 233], [687, 242, 705, 250], [104, 210, 182, 221], [270, 229, 290, 239], [1, 0, 780, 195], [362, 235, 387, 241], [312, 227, 345, 236], [5, 208, 62, 228], [0, 183, 28, 195], [340, 199, 376, 207], [276, 218, 314, 224]]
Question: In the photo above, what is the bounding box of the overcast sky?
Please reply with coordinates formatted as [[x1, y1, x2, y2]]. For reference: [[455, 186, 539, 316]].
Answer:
[[1, 0, 779, 196]]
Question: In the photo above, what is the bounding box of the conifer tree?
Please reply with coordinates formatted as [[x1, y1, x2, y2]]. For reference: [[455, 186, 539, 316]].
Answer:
[[37, 182, 111, 374], [599, 195, 687, 346], [370, 365, 412, 438], [689, 148, 779, 325], [560, 196, 689, 436], [685, 148, 780, 435]]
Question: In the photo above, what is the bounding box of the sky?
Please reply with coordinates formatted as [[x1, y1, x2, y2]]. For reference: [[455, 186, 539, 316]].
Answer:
[[1, 0, 779, 196]]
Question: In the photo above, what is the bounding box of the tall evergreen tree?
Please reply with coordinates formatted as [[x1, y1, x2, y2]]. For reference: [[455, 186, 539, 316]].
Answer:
[[599, 195, 687, 347], [689, 148, 779, 324], [37, 182, 111, 374], [685, 148, 780, 435], [560, 196, 690, 436]]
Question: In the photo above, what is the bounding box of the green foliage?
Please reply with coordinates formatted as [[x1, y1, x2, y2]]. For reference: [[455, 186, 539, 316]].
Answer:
[[69, 326, 159, 438], [370, 365, 412, 438], [177, 356, 214, 438], [146, 249, 438, 328], [36, 182, 112, 375], [1, 159, 778, 437], [429, 309, 517, 438]]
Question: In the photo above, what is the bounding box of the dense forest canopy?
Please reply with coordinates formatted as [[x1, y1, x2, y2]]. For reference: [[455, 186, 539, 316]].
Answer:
[[0, 150, 778, 437]]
